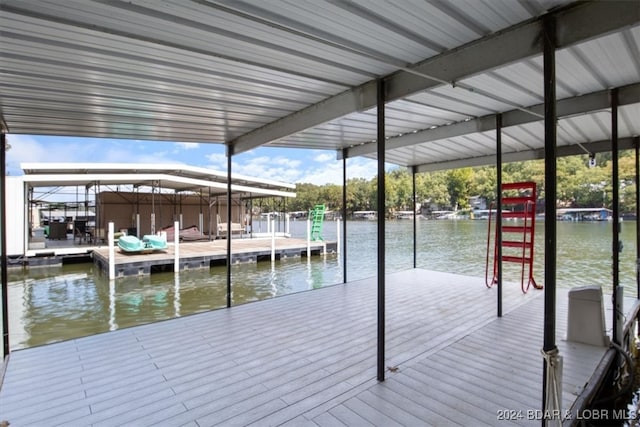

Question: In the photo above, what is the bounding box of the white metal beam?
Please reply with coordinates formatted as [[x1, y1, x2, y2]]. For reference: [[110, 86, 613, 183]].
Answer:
[[20, 162, 296, 190], [414, 136, 637, 173], [342, 83, 640, 159], [23, 174, 296, 198], [230, 1, 639, 154]]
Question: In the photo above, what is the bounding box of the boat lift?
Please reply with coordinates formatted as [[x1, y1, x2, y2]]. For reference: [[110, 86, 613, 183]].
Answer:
[[485, 181, 543, 293]]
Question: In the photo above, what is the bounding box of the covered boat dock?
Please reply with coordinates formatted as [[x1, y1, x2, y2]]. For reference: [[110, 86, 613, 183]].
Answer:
[[1, 1, 639, 425], [5, 162, 297, 264]]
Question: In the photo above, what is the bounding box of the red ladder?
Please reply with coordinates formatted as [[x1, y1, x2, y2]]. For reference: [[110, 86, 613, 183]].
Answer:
[[485, 181, 542, 293]]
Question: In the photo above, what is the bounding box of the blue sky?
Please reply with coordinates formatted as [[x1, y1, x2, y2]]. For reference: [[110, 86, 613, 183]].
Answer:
[[5, 134, 385, 185]]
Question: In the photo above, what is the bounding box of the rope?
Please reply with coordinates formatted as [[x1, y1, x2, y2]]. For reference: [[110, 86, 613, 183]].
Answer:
[[541, 347, 562, 427], [485, 202, 495, 288]]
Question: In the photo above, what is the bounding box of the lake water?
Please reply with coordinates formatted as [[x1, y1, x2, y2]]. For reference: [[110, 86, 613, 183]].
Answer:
[[7, 219, 638, 350]]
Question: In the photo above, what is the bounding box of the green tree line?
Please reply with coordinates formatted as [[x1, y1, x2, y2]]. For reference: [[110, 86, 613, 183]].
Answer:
[[269, 152, 638, 216]]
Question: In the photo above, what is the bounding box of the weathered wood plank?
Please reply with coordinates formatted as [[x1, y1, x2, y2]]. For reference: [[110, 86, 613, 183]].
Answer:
[[312, 412, 347, 427], [328, 404, 376, 427]]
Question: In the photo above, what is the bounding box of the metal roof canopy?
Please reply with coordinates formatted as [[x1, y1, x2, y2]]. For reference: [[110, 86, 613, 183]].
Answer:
[[1, 0, 639, 408], [0, 1, 638, 172], [21, 163, 296, 198]]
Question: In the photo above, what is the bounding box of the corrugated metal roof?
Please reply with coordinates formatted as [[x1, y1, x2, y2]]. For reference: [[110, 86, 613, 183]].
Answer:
[[20, 162, 296, 197], [1, 0, 638, 170]]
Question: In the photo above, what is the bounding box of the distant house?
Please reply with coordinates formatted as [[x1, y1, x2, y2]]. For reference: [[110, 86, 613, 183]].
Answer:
[[469, 195, 487, 210], [557, 208, 613, 221]]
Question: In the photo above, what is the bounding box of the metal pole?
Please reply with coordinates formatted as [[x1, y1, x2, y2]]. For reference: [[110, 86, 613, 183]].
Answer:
[[226, 147, 232, 308], [611, 88, 620, 345], [542, 16, 558, 420], [377, 78, 386, 382], [271, 216, 276, 262], [174, 220, 180, 274], [199, 189, 203, 234], [158, 180, 162, 233], [249, 194, 253, 238], [412, 166, 417, 269], [635, 137, 639, 299], [208, 188, 212, 242], [135, 187, 140, 237], [306, 217, 311, 259], [1, 132, 9, 358], [151, 182, 156, 235], [286, 210, 290, 236], [342, 149, 348, 284], [95, 182, 100, 241], [108, 222, 115, 280], [496, 114, 503, 318], [336, 218, 340, 255]]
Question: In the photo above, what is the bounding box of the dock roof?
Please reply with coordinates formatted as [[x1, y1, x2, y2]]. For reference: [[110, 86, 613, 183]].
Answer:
[[20, 162, 296, 198], [1, 1, 638, 170]]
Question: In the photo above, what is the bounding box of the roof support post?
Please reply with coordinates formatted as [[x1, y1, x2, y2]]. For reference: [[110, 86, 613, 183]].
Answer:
[[611, 88, 620, 345], [1, 132, 9, 359], [377, 78, 386, 382], [635, 137, 639, 300], [226, 146, 232, 308], [208, 188, 212, 242], [541, 16, 559, 422], [249, 194, 253, 239], [412, 166, 417, 269], [496, 114, 503, 318], [158, 180, 163, 233], [342, 149, 348, 284], [96, 182, 101, 237]]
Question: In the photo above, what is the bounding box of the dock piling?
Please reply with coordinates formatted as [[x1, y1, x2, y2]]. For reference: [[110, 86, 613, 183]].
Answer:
[[108, 222, 115, 280], [271, 216, 276, 262], [174, 221, 179, 273], [336, 218, 340, 255], [108, 279, 117, 331], [174, 273, 180, 317], [306, 218, 311, 258]]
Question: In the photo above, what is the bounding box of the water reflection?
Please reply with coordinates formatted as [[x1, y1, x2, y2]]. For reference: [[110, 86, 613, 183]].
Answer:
[[174, 273, 180, 318], [7, 220, 637, 350], [109, 280, 117, 331]]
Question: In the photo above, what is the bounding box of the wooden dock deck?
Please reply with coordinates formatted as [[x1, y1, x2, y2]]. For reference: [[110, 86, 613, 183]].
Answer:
[[92, 237, 337, 277], [0, 269, 632, 426]]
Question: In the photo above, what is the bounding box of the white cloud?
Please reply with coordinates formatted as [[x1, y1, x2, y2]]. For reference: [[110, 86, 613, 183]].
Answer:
[[313, 152, 334, 163], [295, 157, 379, 185], [232, 155, 304, 183], [7, 135, 388, 186], [229, 151, 382, 186], [137, 152, 183, 165], [100, 146, 143, 163], [205, 153, 227, 171], [174, 142, 200, 151], [5, 135, 47, 172], [5, 135, 91, 175], [97, 145, 182, 165], [4, 134, 187, 179]]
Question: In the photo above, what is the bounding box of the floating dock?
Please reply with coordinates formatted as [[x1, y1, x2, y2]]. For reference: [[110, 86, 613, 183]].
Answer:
[[0, 269, 636, 426], [92, 237, 337, 277]]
